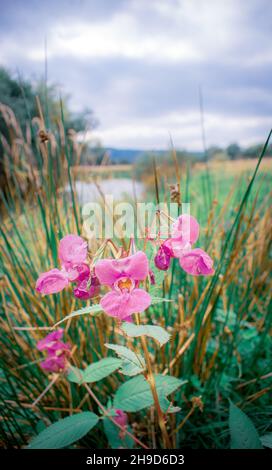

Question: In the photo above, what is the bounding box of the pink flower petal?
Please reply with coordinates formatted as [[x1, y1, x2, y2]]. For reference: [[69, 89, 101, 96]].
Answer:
[[95, 251, 149, 286], [179, 248, 214, 276], [122, 315, 134, 323], [113, 409, 128, 427], [154, 244, 171, 271], [37, 329, 64, 351], [36, 269, 69, 295], [40, 354, 67, 373], [164, 238, 192, 259], [37, 329, 71, 373], [172, 214, 199, 244], [46, 342, 71, 355], [100, 288, 151, 319], [58, 234, 87, 269], [73, 280, 100, 300], [65, 263, 90, 282]]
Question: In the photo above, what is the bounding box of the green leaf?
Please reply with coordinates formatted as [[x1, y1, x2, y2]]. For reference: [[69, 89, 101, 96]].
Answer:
[[35, 420, 46, 434], [83, 358, 122, 383], [114, 374, 185, 412], [67, 366, 84, 384], [122, 322, 170, 347], [260, 433, 272, 448], [53, 304, 103, 327], [157, 392, 181, 414], [215, 308, 237, 328], [103, 418, 134, 449], [27, 412, 99, 449], [229, 401, 262, 449], [105, 343, 145, 376]]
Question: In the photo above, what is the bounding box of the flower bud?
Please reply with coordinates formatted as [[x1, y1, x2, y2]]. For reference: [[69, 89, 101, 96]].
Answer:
[[149, 269, 156, 285], [113, 409, 128, 428], [154, 244, 171, 271], [73, 271, 100, 299]]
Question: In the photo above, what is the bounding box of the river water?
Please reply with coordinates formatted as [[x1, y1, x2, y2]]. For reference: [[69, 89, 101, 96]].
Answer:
[[66, 178, 144, 205]]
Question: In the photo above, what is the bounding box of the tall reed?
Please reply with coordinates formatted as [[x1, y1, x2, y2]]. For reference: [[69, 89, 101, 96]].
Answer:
[[0, 101, 271, 448]]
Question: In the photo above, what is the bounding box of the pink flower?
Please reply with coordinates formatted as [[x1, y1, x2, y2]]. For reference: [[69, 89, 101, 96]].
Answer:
[[153, 214, 214, 277], [36, 234, 89, 296], [95, 251, 151, 320], [66, 263, 90, 282], [154, 215, 199, 269], [58, 234, 88, 270], [37, 329, 71, 373], [163, 214, 200, 258], [37, 329, 67, 352], [171, 214, 199, 243], [179, 248, 214, 276], [113, 409, 128, 428], [73, 271, 100, 300], [154, 244, 172, 271], [35, 269, 69, 295], [163, 237, 191, 259], [40, 355, 68, 373]]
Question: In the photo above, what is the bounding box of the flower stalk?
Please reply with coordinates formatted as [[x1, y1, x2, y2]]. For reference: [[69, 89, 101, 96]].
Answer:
[[135, 314, 172, 449], [83, 383, 149, 450]]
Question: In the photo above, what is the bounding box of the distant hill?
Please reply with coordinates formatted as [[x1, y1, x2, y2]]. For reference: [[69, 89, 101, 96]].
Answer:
[[105, 148, 145, 163], [86, 146, 205, 165], [86, 142, 272, 165], [105, 148, 204, 163]]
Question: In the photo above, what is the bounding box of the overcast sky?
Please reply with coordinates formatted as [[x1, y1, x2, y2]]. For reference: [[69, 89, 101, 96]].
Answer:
[[0, 0, 271, 150]]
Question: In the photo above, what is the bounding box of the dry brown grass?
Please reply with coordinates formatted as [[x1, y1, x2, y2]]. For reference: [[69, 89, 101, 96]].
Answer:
[[194, 158, 272, 174]]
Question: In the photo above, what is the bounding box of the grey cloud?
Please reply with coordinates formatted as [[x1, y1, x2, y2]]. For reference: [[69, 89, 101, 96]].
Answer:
[[0, 0, 271, 148]]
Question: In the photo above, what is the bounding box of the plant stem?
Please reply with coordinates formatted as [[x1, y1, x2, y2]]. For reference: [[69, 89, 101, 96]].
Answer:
[[136, 315, 172, 449], [171, 406, 195, 436], [31, 373, 59, 407], [83, 383, 149, 450]]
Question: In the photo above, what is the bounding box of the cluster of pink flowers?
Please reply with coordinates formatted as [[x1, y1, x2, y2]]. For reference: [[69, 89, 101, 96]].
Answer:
[[35, 214, 214, 326], [154, 214, 214, 276], [37, 329, 71, 373], [36, 235, 100, 300]]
